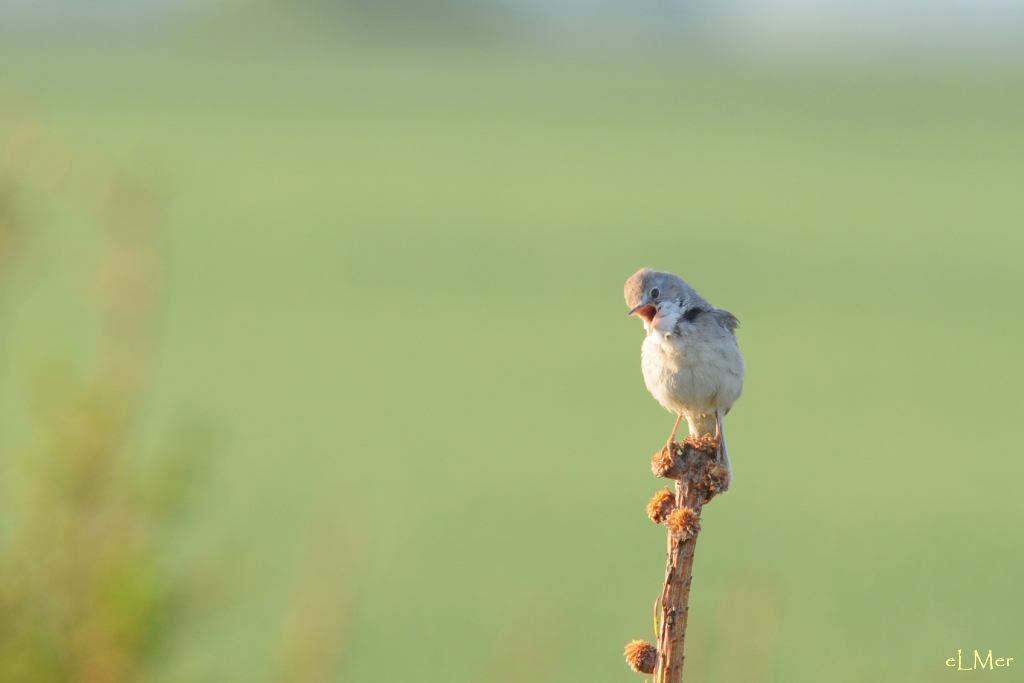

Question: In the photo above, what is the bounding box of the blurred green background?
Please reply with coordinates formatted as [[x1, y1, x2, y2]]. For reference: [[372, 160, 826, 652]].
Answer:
[[0, 2, 1023, 682]]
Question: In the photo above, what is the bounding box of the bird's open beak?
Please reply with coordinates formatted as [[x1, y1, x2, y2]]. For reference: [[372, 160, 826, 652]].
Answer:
[[628, 303, 659, 327]]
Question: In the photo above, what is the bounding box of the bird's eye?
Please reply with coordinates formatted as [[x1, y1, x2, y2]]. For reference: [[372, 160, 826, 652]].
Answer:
[[650, 288, 660, 299]]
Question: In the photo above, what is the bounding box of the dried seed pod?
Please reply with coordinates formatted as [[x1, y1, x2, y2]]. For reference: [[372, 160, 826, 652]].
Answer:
[[624, 639, 658, 674], [651, 444, 684, 479], [701, 461, 730, 496], [646, 488, 676, 524], [666, 506, 701, 540], [682, 433, 718, 455]]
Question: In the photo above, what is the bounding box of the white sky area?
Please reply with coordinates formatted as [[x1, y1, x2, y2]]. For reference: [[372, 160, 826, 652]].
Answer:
[[1, 0, 1022, 58]]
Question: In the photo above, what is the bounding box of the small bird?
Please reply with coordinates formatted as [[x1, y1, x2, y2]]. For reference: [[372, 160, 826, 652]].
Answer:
[[624, 268, 744, 487]]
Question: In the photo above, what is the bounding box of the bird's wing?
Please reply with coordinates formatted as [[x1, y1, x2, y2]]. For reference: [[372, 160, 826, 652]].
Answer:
[[712, 309, 740, 332]]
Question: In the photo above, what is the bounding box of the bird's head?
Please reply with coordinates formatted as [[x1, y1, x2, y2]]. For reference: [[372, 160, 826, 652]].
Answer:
[[624, 268, 703, 334]]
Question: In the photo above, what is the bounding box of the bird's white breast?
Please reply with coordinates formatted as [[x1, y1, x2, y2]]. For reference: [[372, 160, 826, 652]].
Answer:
[[640, 320, 744, 419]]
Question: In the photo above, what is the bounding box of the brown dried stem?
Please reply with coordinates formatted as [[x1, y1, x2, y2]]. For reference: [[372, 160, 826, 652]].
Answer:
[[625, 437, 726, 683]]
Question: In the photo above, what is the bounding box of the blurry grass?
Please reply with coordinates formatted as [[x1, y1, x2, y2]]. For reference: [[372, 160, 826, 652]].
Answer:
[[0, 113, 374, 683], [0, 117, 209, 683], [0, 28, 1022, 683], [473, 596, 568, 683], [270, 501, 371, 683]]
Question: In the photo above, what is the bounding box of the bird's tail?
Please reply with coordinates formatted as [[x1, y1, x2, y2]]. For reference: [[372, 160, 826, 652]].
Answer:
[[718, 422, 733, 492]]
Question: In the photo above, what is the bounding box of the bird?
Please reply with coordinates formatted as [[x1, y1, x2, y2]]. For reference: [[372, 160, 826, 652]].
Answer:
[[624, 268, 744, 488]]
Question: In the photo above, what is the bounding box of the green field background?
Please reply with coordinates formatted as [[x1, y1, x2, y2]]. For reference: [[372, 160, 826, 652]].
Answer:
[[1, 22, 1023, 683]]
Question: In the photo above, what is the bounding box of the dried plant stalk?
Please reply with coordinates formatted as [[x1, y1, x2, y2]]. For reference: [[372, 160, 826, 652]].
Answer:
[[626, 438, 726, 683]]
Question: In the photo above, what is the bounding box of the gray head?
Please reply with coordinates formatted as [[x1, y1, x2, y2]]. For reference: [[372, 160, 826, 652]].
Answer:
[[624, 268, 707, 326]]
